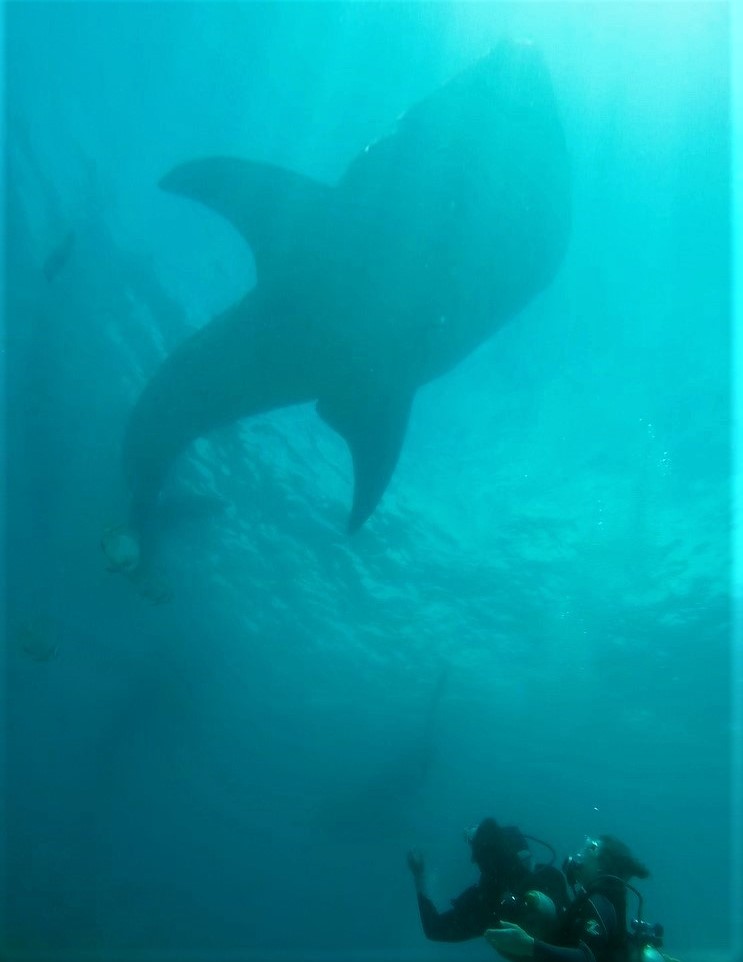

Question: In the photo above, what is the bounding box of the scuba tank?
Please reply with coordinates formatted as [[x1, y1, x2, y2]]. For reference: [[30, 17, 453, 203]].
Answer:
[[627, 918, 666, 962], [498, 889, 559, 941], [635, 948, 664, 962]]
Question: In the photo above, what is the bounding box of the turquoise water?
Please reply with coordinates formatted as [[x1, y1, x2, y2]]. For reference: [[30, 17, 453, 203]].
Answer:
[[3, 3, 734, 960]]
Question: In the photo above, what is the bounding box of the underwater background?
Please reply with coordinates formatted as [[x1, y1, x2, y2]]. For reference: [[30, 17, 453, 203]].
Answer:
[[3, 3, 735, 961]]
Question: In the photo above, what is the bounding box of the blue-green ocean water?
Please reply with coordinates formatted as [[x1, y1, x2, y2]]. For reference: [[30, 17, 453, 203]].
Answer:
[[3, 3, 734, 961]]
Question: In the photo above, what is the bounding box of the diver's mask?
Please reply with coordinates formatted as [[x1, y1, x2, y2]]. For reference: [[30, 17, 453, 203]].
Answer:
[[562, 836, 601, 888]]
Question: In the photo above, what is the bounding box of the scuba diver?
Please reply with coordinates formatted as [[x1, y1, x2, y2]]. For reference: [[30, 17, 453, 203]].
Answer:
[[408, 817, 569, 943], [485, 833, 668, 962]]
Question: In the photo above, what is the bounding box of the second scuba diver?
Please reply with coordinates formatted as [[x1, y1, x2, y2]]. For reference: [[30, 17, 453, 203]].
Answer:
[[485, 833, 667, 962]]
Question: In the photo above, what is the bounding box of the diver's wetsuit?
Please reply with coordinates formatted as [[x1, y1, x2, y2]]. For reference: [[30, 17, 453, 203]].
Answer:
[[417, 865, 569, 943], [417, 876, 504, 941], [533, 884, 628, 962]]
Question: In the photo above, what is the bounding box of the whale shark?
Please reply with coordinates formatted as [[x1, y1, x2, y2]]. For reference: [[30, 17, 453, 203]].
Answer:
[[105, 39, 570, 573]]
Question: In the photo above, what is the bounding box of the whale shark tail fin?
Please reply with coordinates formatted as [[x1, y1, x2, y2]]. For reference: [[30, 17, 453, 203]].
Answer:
[[317, 391, 413, 532], [159, 157, 331, 276]]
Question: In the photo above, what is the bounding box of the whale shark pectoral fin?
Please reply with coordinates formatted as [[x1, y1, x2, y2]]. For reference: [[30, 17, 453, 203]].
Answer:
[[317, 391, 414, 533], [159, 157, 332, 274]]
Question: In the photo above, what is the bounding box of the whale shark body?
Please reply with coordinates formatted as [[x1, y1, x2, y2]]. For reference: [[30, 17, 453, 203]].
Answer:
[[109, 40, 570, 571]]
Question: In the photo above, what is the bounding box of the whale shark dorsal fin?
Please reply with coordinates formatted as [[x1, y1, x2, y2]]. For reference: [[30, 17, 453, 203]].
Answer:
[[317, 391, 413, 532], [159, 157, 332, 275]]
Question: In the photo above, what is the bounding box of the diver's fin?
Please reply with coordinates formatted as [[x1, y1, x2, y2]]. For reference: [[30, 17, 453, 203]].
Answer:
[[317, 391, 413, 532], [159, 157, 331, 274]]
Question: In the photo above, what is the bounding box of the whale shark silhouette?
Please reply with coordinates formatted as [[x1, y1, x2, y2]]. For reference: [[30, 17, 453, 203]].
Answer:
[[107, 39, 570, 572]]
